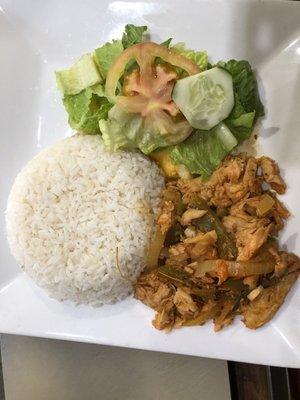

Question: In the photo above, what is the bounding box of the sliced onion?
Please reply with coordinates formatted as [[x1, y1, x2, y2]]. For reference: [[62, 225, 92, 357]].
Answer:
[[145, 227, 166, 271], [192, 259, 275, 278]]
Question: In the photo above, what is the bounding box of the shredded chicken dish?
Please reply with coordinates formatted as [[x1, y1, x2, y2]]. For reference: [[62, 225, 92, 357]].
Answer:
[[134, 154, 300, 331]]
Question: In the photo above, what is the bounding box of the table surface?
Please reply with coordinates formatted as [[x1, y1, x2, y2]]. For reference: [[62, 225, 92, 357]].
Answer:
[[1, 334, 231, 400]]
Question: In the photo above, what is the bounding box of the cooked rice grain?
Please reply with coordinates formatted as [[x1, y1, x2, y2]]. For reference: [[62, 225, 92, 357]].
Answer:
[[6, 135, 164, 305]]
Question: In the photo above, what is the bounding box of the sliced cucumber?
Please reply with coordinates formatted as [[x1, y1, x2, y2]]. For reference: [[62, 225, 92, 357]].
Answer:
[[172, 67, 234, 130], [214, 122, 238, 150]]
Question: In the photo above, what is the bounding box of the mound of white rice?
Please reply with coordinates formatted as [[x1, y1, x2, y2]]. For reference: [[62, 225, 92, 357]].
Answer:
[[6, 135, 164, 306]]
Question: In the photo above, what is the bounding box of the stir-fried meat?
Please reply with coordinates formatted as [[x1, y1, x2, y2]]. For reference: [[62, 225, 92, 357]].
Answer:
[[269, 248, 300, 277], [241, 271, 299, 329], [184, 300, 220, 327], [269, 247, 289, 277], [246, 194, 275, 217], [168, 243, 190, 263], [213, 260, 229, 284], [237, 223, 273, 261], [243, 275, 259, 290], [271, 197, 290, 232], [273, 197, 290, 218], [152, 298, 175, 331], [177, 154, 288, 210], [181, 208, 207, 225], [259, 156, 286, 194], [134, 273, 173, 310], [134, 273, 176, 331], [186, 230, 216, 245], [173, 287, 198, 316], [184, 226, 197, 238], [135, 153, 299, 332], [210, 154, 246, 185], [157, 200, 175, 234], [284, 252, 300, 273], [222, 215, 248, 233], [223, 211, 272, 261], [214, 300, 235, 332], [186, 231, 218, 260], [222, 183, 248, 206], [223, 156, 246, 182], [243, 157, 258, 188], [223, 193, 289, 261], [178, 155, 265, 208]]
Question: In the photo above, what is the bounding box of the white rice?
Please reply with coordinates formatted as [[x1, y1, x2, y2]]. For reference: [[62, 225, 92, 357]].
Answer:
[[6, 135, 164, 306]]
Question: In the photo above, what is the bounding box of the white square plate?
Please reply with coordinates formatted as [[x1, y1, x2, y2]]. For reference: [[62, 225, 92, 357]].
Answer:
[[1, 0, 300, 367]]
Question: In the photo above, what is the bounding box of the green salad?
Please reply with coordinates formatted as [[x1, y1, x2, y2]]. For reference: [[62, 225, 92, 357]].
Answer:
[[56, 24, 264, 179]]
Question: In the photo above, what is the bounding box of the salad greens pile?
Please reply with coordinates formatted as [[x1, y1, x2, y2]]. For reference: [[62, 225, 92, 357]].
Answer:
[[56, 24, 264, 179]]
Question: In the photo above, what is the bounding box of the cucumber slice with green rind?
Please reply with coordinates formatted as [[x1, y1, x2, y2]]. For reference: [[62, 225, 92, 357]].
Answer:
[[172, 67, 234, 130]]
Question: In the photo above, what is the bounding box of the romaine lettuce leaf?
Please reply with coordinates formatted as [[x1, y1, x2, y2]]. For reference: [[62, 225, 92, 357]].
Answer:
[[161, 38, 172, 48], [100, 106, 171, 154], [171, 42, 208, 71], [225, 111, 256, 142], [230, 111, 255, 128], [63, 84, 112, 134], [170, 123, 237, 179], [120, 24, 148, 74], [218, 59, 264, 142], [218, 60, 264, 117], [122, 24, 147, 49], [55, 54, 102, 96], [56, 43, 119, 133], [100, 106, 141, 151], [94, 40, 124, 79]]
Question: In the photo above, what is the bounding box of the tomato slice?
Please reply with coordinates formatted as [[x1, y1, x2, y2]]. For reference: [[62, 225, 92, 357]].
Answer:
[[120, 65, 179, 117], [105, 42, 200, 146], [106, 42, 200, 102]]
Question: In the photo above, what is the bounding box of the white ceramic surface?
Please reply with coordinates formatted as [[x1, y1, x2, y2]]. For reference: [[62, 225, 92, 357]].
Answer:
[[1, 0, 300, 367]]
